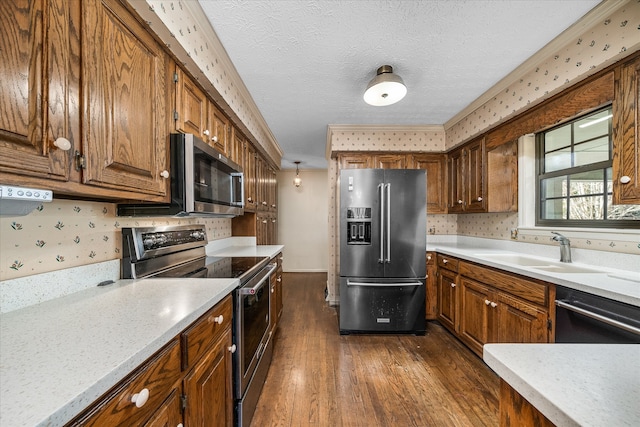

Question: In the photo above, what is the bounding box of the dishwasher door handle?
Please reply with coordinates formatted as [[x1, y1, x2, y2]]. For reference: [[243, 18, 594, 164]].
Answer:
[[556, 300, 640, 336]]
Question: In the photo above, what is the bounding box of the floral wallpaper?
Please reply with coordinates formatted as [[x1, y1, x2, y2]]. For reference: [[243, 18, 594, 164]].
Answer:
[[329, 126, 445, 152], [445, 2, 640, 148], [0, 200, 232, 281]]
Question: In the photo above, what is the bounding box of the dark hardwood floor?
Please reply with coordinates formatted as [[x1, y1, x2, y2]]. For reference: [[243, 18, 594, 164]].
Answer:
[[251, 273, 499, 427]]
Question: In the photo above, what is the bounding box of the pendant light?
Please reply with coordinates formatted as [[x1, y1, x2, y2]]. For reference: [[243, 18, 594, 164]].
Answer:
[[293, 161, 302, 187], [363, 65, 407, 106]]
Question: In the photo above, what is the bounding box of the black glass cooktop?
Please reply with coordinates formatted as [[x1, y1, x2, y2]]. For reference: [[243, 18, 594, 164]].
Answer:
[[203, 256, 270, 279]]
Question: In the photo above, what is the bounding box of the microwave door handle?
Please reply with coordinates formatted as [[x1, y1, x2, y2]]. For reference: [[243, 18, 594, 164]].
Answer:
[[231, 172, 244, 206], [386, 183, 391, 263], [379, 183, 384, 264]]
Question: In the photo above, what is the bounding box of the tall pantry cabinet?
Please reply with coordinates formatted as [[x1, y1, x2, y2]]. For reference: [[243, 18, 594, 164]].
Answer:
[[0, 0, 170, 200]]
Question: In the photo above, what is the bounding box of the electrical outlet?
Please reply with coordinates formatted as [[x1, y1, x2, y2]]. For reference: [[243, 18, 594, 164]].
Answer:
[[510, 228, 518, 240], [428, 227, 436, 235]]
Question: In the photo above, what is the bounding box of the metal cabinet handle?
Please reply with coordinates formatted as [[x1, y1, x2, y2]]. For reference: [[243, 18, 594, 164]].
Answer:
[[556, 300, 640, 336]]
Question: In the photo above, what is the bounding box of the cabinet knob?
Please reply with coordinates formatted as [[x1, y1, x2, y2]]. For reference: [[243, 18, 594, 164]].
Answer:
[[442, 259, 448, 264], [262, 220, 268, 224], [213, 314, 224, 324], [277, 276, 282, 282], [160, 170, 169, 179], [271, 287, 274, 293], [427, 255, 432, 261], [248, 197, 253, 203], [262, 201, 267, 205], [458, 200, 463, 204], [177, 424, 184, 427], [477, 196, 483, 202], [228, 344, 237, 353], [203, 129, 210, 136], [450, 283, 456, 288], [485, 299, 491, 305], [53, 137, 72, 151], [490, 302, 498, 308], [131, 388, 150, 408], [212, 135, 219, 143], [620, 175, 631, 184]]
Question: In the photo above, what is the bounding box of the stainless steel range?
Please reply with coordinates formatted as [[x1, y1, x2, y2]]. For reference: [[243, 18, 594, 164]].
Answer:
[[121, 224, 275, 427]]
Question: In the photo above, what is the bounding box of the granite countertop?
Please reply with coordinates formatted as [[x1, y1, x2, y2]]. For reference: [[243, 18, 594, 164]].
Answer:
[[0, 277, 238, 427], [426, 242, 640, 307], [484, 343, 640, 427]]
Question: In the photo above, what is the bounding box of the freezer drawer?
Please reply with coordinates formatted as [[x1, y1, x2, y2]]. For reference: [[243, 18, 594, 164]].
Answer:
[[339, 277, 426, 334]]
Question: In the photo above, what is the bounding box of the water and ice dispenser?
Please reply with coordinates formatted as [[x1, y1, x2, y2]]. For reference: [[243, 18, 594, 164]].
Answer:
[[346, 207, 371, 245]]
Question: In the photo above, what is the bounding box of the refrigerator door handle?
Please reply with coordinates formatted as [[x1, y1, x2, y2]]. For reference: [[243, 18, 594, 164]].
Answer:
[[378, 183, 385, 263], [385, 183, 391, 263], [347, 280, 423, 287]]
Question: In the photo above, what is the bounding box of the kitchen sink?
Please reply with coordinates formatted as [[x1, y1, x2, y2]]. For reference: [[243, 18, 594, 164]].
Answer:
[[531, 264, 602, 274], [477, 253, 551, 266], [478, 253, 603, 274]]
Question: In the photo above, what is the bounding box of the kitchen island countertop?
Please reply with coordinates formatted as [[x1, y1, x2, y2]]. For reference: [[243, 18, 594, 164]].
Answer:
[[484, 343, 640, 427]]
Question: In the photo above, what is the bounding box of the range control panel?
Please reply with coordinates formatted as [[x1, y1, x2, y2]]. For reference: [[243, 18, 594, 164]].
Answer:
[[0, 185, 53, 202]]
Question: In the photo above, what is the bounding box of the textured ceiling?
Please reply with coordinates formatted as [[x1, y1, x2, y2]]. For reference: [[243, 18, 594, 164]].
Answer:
[[199, 0, 601, 169]]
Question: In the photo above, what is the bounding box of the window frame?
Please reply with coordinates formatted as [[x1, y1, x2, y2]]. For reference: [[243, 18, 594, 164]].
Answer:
[[535, 106, 639, 229]]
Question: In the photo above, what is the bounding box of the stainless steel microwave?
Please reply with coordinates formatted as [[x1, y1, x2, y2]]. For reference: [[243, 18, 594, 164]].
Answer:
[[118, 133, 244, 217]]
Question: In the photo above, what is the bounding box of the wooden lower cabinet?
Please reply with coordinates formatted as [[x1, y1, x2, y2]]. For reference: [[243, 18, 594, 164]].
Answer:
[[68, 296, 234, 427], [437, 255, 552, 358], [425, 252, 438, 319], [183, 331, 233, 427], [500, 380, 554, 427]]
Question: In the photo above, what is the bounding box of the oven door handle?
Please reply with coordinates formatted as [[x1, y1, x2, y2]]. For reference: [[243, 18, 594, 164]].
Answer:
[[556, 300, 640, 336], [239, 264, 277, 295]]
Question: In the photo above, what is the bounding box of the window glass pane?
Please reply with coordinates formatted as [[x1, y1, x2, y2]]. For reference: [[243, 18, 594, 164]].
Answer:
[[575, 109, 611, 143], [569, 170, 604, 196], [606, 167, 613, 193], [545, 126, 571, 152], [569, 195, 604, 220], [542, 176, 567, 198], [544, 148, 571, 172], [574, 136, 609, 167], [542, 199, 566, 219]]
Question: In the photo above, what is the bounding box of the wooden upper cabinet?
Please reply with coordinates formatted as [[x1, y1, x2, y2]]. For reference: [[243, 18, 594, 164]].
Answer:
[[339, 153, 372, 169], [464, 138, 486, 212], [82, 0, 169, 196], [447, 147, 465, 213], [243, 141, 257, 209], [208, 102, 229, 155], [408, 154, 447, 214], [373, 154, 406, 169], [0, 0, 169, 200], [229, 126, 244, 166], [0, 0, 76, 181], [613, 54, 640, 204], [175, 67, 208, 137]]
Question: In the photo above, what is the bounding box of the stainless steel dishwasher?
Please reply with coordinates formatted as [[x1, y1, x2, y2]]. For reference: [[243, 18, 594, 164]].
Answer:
[[555, 286, 640, 343]]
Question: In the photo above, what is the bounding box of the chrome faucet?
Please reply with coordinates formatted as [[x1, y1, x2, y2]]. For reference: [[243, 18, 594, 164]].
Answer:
[[551, 232, 572, 263]]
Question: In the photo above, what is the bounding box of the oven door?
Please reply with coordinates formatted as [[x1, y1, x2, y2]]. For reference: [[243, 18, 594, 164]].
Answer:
[[235, 263, 276, 398]]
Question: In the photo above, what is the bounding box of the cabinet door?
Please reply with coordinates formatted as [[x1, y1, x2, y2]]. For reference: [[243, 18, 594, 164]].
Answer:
[[495, 292, 549, 344], [243, 141, 257, 209], [437, 268, 458, 333], [0, 0, 75, 181], [465, 138, 486, 212], [613, 55, 640, 204], [459, 277, 493, 356], [447, 148, 465, 213], [175, 67, 208, 137], [208, 102, 229, 155], [183, 329, 233, 427], [408, 154, 447, 214], [82, 0, 168, 196], [229, 126, 244, 166], [275, 262, 283, 323], [339, 154, 371, 169], [144, 389, 183, 427], [373, 154, 406, 169], [425, 252, 438, 320]]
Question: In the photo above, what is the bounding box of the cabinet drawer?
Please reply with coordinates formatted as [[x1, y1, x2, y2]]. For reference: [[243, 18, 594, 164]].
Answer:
[[437, 254, 459, 272], [70, 339, 181, 426], [459, 261, 548, 306], [181, 295, 233, 370]]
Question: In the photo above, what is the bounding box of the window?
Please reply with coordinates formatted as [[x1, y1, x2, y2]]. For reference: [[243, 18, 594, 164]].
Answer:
[[536, 107, 639, 228]]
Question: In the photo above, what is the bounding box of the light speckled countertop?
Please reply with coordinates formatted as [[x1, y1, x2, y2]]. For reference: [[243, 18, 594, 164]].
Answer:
[[484, 343, 640, 427], [427, 241, 640, 307], [0, 277, 238, 427]]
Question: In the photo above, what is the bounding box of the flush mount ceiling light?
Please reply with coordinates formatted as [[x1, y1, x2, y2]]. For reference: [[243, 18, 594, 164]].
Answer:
[[363, 65, 407, 106], [293, 161, 302, 187]]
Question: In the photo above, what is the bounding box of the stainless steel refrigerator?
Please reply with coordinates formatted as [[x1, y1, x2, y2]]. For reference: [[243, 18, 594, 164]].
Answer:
[[339, 168, 426, 334]]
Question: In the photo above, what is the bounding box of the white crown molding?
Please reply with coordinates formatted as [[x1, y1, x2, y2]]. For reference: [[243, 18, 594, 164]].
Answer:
[[443, 0, 629, 130]]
